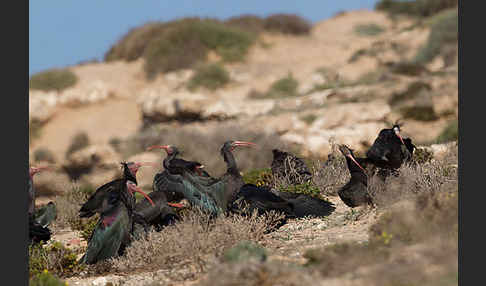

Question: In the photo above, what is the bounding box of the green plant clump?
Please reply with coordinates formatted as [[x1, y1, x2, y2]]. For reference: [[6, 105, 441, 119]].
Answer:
[[399, 105, 438, 121], [375, 0, 457, 18], [436, 120, 458, 143], [30, 68, 78, 92], [353, 23, 385, 36], [243, 168, 274, 187], [265, 73, 299, 98], [223, 241, 267, 263], [143, 18, 256, 79], [188, 63, 230, 91], [414, 8, 458, 64], [29, 241, 83, 278], [29, 270, 67, 286]]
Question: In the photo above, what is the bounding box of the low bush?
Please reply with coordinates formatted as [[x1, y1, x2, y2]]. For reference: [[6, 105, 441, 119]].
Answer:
[[34, 148, 56, 163], [436, 119, 458, 143], [264, 73, 299, 98], [399, 105, 439, 121], [29, 270, 67, 286], [143, 18, 256, 79], [414, 8, 458, 64], [388, 81, 432, 106], [353, 23, 385, 36], [187, 63, 231, 91], [375, 0, 457, 18], [263, 14, 312, 35], [30, 68, 78, 92], [65, 132, 90, 159], [225, 15, 265, 34], [29, 241, 84, 278]]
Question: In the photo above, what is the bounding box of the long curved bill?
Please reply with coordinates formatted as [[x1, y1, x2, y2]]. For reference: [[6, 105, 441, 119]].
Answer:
[[167, 202, 185, 208], [347, 155, 366, 173], [127, 182, 155, 206], [146, 145, 170, 151], [233, 141, 257, 147], [395, 131, 405, 145]]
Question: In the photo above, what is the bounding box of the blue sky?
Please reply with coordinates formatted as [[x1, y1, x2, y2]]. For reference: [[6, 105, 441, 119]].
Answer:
[[29, 0, 378, 76]]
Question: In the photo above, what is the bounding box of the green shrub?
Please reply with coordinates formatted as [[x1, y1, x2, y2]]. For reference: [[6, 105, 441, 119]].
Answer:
[[187, 63, 230, 91], [29, 270, 67, 286], [263, 14, 312, 35], [388, 81, 432, 106], [30, 68, 78, 92], [225, 15, 265, 34], [104, 22, 167, 62], [300, 114, 318, 125], [353, 23, 385, 36], [413, 147, 434, 164], [65, 132, 90, 158], [399, 105, 438, 121], [265, 73, 299, 98], [34, 148, 56, 163], [375, 0, 457, 18], [29, 241, 84, 278], [222, 241, 267, 263], [414, 8, 458, 64], [436, 120, 458, 143], [243, 168, 273, 187], [143, 18, 256, 79]]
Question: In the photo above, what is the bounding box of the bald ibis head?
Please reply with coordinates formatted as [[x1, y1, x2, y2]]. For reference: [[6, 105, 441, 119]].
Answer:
[[220, 140, 256, 155], [147, 145, 179, 156], [392, 124, 405, 145], [338, 145, 366, 173]]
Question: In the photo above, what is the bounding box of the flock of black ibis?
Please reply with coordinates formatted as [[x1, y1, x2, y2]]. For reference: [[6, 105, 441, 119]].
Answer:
[[28, 122, 416, 265]]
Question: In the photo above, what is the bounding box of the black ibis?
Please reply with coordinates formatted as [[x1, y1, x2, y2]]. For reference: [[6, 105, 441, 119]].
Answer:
[[338, 145, 374, 208], [271, 149, 312, 185], [29, 166, 55, 244], [366, 122, 414, 170], [78, 161, 157, 264], [147, 145, 214, 203], [156, 141, 256, 216]]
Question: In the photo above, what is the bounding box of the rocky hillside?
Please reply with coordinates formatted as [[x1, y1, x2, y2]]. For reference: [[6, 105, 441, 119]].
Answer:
[[29, 9, 458, 192]]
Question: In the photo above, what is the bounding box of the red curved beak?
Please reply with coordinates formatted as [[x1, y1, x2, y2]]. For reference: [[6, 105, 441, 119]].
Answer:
[[167, 202, 185, 208], [127, 182, 155, 206], [233, 141, 257, 148], [146, 145, 170, 152], [395, 131, 405, 145], [347, 155, 366, 173]]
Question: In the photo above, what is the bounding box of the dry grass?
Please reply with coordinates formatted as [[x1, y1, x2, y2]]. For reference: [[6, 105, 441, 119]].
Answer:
[[53, 183, 96, 232], [111, 209, 285, 275]]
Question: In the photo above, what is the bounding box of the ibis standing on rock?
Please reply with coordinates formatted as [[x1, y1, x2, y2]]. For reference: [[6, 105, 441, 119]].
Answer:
[[338, 145, 374, 208], [78, 161, 158, 264]]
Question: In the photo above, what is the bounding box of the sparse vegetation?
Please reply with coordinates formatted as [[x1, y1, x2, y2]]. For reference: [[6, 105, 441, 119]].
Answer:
[[29, 270, 67, 286], [225, 15, 265, 34], [222, 241, 267, 263], [389, 61, 428, 76], [263, 14, 312, 35], [30, 68, 78, 92], [388, 81, 432, 106], [65, 132, 91, 158], [30, 120, 44, 144], [141, 18, 256, 79], [353, 23, 385, 36], [111, 209, 284, 273], [376, 0, 458, 18], [187, 63, 231, 91], [300, 113, 318, 125], [436, 119, 458, 143], [399, 105, 438, 121], [29, 241, 84, 278]]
